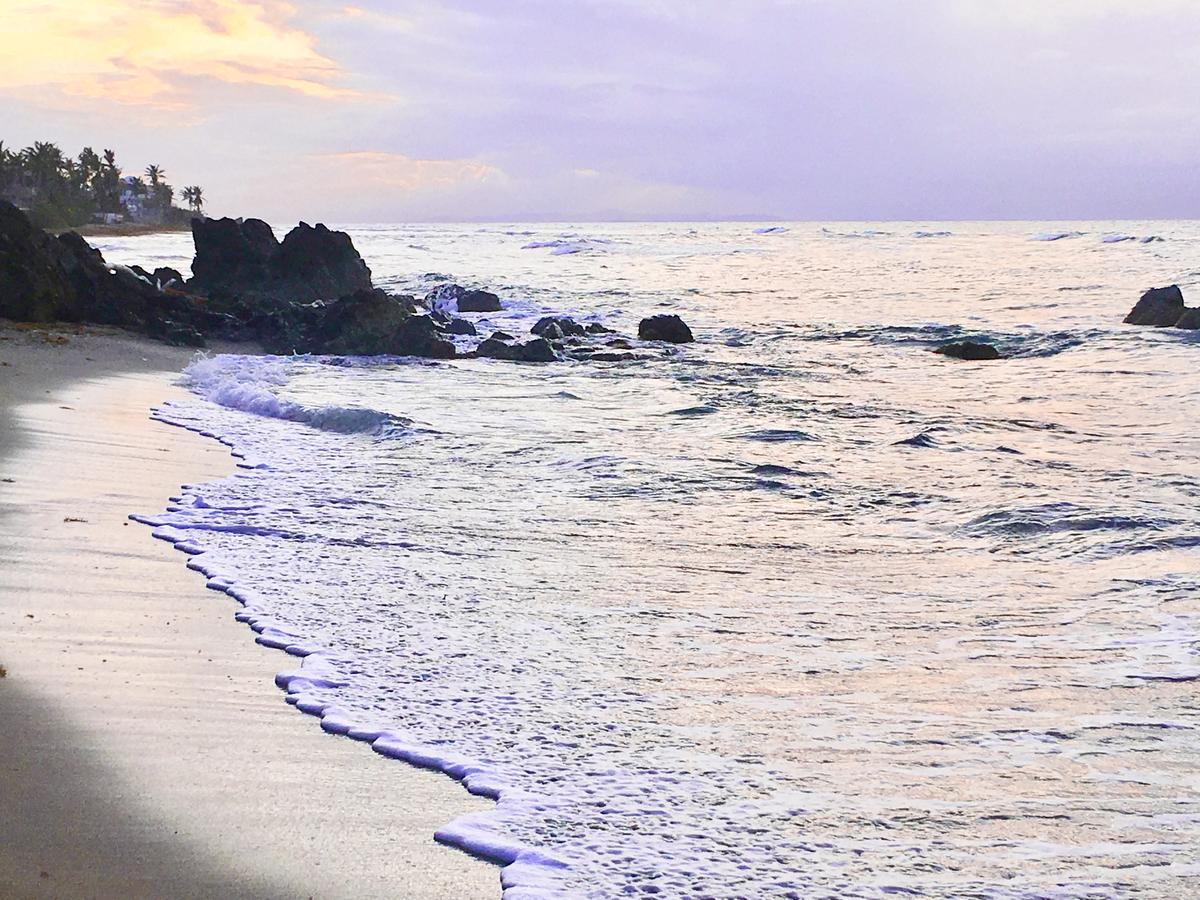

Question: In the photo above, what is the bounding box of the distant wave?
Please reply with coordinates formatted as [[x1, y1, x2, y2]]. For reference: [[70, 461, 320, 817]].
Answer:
[[1101, 234, 1165, 244], [1031, 231, 1084, 241], [912, 230, 952, 238], [178, 355, 409, 438], [753, 226, 788, 235], [821, 227, 892, 239], [522, 237, 613, 255]]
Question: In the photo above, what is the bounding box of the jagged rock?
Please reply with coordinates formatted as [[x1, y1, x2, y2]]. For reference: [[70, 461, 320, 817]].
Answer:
[[589, 351, 638, 362], [1124, 285, 1187, 327], [934, 341, 1002, 361], [446, 318, 477, 336], [606, 338, 632, 349], [189, 217, 371, 303], [489, 330, 514, 341], [532, 315, 586, 339], [189, 216, 278, 292], [474, 336, 557, 362], [585, 322, 614, 334], [638, 314, 694, 343], [425, 282, 503, 314]]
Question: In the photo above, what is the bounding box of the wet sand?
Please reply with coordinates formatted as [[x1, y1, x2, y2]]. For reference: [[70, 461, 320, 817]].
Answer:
[[0, 323, 497, 898]]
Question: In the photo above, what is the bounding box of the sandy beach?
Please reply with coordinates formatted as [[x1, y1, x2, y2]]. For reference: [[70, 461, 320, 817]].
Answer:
[[0, 323, 497, 899]]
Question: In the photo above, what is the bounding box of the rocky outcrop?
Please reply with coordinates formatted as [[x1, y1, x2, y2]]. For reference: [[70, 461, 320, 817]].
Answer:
[[0, 201, 219, 345], [1124, 285, 1192, 327], [934, 341, 1002, 361], [638, 314, 694, 343], [189, 217, 372, 303]]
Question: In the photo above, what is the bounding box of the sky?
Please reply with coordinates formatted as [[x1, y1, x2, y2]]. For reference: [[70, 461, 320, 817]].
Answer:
[[2, 0, 1198, 222]]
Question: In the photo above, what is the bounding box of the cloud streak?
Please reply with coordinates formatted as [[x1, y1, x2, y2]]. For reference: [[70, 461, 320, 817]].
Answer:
[[0, 0, 358, 109]]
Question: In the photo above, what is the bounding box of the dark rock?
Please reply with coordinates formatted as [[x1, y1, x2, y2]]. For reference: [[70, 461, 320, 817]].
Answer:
[[0, 201, 77, 321], [518, 337, 558, 362], [474, 336, 557, 362], [189, 217, 371, 303], [1124, 285, 1187, 327], [934, 341, 1002, 361], [588, 351, 638, 362], [0, 207, 220, 345], [605, 338, 633, 349], [446, 318, 477, 336], [458, 289, 502, 313], [489, 331, 514, 341], [585, 322, 614, 334], [425, 282, 502, 313], [153, 267, 184, 288], [189, 216, 278, 292], [532, 315, 586, 339], [1175, 308, 1200, 330], [263, 288, 450, 358], [638, 314, 694, 343]]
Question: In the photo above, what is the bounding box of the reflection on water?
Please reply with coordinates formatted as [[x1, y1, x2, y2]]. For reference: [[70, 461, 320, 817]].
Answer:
[[121, 222, 1200, 897]]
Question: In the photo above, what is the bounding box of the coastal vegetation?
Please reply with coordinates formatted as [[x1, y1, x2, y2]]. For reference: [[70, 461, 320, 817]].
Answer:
[[0, 140, 204, 231]]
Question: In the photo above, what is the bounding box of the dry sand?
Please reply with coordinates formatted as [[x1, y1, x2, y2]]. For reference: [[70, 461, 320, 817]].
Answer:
[[0, 323, 498, 898]]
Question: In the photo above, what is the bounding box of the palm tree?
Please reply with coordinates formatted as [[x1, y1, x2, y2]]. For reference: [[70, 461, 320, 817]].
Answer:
[[144, 164, 164, 188], [182, 185, 205, 212], [77, 147, 102, 188], [21, 141, 66, 191]]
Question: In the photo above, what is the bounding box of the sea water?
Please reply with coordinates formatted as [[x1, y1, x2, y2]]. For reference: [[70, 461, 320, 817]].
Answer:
[[99, 222, 1200, 898]]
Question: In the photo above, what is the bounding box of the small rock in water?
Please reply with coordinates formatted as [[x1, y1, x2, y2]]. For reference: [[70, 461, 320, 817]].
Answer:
[[424, 283, 503, 313], [474, 336, 558, 363], [1124, 285, 1187, 327], [532, 316, 586, 339], [457, 288, 502, 313], [934, 341, 1002, 361], [445, 318, 477, 336], [638, 314, 694, 343]]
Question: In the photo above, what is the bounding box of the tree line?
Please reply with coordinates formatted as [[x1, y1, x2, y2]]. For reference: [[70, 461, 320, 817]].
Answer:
[[0, 140, 204, 229]]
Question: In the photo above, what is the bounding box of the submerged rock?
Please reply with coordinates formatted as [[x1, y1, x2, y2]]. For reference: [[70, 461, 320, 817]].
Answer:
[[638, 314, 694, 343], [445, 317, 478, 336], [934, 341, 1002, 361], [1124, 285, 1188, 327]]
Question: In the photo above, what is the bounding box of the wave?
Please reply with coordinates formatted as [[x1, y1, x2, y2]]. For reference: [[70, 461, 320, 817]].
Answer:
[[521, 237, 613, 256], [821, 227, 891, 239], [801, 322, 1098, 358], [753, 226, 788, 235], [1031, 231, 1084, 241], [961, 503, 1169, 538], [177, 355, 409, 439], [912, 230, 952, 238], [1101, 234, 1165, 244]]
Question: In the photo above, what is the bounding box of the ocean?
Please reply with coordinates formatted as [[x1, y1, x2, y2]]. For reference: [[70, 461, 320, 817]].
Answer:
[[98, 222, 1199, 898]]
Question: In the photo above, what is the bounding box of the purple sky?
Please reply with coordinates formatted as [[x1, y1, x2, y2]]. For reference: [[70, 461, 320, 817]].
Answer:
[[3, 1, 1198, 221]]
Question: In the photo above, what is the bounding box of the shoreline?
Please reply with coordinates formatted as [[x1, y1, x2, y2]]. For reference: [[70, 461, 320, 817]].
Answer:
[[72, 222, 192, 237], [0, 323, 497, 898]]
